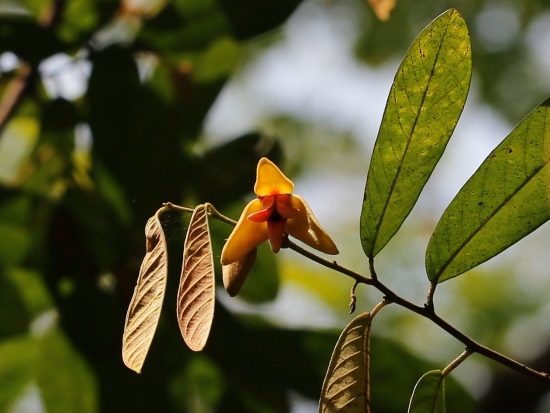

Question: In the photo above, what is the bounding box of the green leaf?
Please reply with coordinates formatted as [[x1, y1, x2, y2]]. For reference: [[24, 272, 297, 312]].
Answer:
[[0, 335, 37, 412], [0, 191, 33, 269], [56, 0, 99, 44], [408, 370, 446, 413], [37, 329, 98, 413], [194, 36, 241, 83], [141, 2, 229, 52], [360, 9, 471, 258], [426, 98, 550, 282], [0, 221, 30, 265], [88, 45, 183, 219], [0, 269, 30, 338], [177, 355, 224, 411], [5, 267, 53, 319], [0, 117, 39, 185]]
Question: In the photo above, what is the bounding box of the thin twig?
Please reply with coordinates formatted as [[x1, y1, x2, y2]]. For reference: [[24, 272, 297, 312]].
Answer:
[[370, 300, 390, 319], [426, 281, 437, 310], [205, 203, 237, 225], [349, 281, 359, 314], [171, 201, 550, 385], [320, 253, 550, 384], [162, 202, 195, 214], [286, 240, 373, 285], [442, 349, 473, 377], [0, 65, 34, 136]]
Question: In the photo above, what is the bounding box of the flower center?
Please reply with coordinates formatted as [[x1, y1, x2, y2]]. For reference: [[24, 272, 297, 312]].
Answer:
[[247, 194, 299, 223], [269, 208, 283, 223], [247, 194, 300, 253]]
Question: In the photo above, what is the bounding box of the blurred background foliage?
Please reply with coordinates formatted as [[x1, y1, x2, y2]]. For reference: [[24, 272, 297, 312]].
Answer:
[[1, 0, 550, 412]]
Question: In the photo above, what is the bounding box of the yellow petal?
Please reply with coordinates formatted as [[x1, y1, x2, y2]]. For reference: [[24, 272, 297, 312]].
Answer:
[[254, 157, 294, 197], [285, 195, 339, 255], [220, 199, 268, 265], [222, 248, 257, 297]]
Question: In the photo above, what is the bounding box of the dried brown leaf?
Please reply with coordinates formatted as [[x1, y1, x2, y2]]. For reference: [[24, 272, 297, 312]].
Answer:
[[122, 211, 168, 373], [222, 248, 257, 297], [368, 0, 395, 21], [177, 204, 215, 351], [319, 312, 372, 413]]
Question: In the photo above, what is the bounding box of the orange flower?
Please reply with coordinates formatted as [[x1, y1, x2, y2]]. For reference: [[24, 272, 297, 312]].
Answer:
[[220, 157, 339, 265]]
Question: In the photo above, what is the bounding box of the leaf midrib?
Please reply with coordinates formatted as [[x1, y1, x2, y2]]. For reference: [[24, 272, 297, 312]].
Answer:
[[371, 16, 453, 256], [434, 118, 549, 281]]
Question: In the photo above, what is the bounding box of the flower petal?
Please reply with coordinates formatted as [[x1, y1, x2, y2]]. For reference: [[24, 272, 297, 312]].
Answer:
[[221, 199, 268, 265], [275, 193, 300, 219], [267, 219, 286, 253], [285, 195, 339, 255], [254, 157, 294, 197], [222, 248, 257, 296], [247, 195, 274, 223], [247, 207, 272, 223]]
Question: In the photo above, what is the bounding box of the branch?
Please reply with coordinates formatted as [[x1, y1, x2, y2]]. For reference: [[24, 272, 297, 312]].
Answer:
[[0, 65, 34, 136], [293, 247, 550, 385], [286, 240, 373, 285], [441, 349, 472, 377], [166, 202, 550, 386]]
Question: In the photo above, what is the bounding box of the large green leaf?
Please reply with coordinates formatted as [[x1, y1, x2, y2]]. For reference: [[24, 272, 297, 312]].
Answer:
[[360, 9, 471, 258], [0, 335, 37, 411], [139, 2, 229, 52], [0, 269, 30, 338], [37, 329, 98, 413], [426, 98, 550, 283], [87, 45, 183, 221], [193, 36, 241, 83], [5, 267, 53, 319], [0, 195, 32, 267], [408, 370, 446, 413], [56, 0, 99, 43]]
